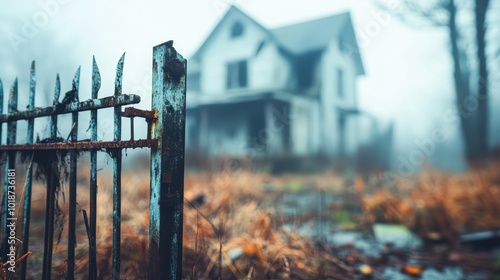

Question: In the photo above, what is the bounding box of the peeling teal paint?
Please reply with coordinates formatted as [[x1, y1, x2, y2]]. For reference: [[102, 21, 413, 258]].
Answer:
[[149, 40, 187, 280]]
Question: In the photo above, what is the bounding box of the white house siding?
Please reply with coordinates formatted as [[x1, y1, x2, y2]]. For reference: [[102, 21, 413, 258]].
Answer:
[[289, 96, 320, 155], [198, 13, 292, 95], [291, 101, 310, 155], [309, 101, 322, 154], [251, 44, 293, 90], [319, 39, 360, 156], [185, 8, 371, 164]]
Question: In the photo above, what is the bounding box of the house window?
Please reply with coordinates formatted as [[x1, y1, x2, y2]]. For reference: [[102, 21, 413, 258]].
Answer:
[[187, 72, 201, 92], [226, 60, 247, 89], [337, 68, 344, 98], [231, 21, 244, 38]]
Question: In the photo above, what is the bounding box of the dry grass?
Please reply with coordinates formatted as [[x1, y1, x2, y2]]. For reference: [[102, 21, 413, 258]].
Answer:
[[363, 160, 500, 242], [6, 158, 500, 279], [15, 163, 355, 279]]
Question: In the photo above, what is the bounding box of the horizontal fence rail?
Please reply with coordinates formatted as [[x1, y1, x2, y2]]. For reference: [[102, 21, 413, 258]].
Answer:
[[0, 40, 186, 280]]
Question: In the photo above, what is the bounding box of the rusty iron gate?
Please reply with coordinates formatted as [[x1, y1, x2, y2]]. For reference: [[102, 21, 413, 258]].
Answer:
[[0, 40, 186, 280]]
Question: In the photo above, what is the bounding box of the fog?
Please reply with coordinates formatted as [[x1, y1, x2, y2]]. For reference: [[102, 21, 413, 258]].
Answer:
[[1, 0, 499, 172]]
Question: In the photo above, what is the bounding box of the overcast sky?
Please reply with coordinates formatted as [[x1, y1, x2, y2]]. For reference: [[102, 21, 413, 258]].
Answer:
[[1, 0, 498, 170]]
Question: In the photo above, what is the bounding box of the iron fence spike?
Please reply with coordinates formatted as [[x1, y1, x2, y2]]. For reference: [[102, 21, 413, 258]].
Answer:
[[72, 66, 81, 101], [92, 56, 101, 99], [54, 74, 61, 105], [114, 53, 125, 96]]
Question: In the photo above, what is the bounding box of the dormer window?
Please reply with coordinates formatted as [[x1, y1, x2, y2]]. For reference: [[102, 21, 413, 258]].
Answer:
[[227, 60, 247, 89], [231, 21, 244, 38]]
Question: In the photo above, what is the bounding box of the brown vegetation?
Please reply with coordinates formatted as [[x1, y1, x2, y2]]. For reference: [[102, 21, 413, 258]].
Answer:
[[6, 159, 500, 278]]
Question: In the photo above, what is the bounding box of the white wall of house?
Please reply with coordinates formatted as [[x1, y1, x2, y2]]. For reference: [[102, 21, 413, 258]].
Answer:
[[196, 13, 292, 94], [319, 39, 360, 156], [187, 10, 367, 161], [290, 100, 311, 155], [251, 44, 294, 91]]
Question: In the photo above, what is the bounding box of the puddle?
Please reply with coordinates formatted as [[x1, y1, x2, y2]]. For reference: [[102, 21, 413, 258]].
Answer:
[[271, 190, 492, 279]]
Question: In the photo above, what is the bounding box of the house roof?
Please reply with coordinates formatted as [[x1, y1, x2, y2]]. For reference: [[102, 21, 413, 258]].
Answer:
[[190, 6, 272, 61], [270, 12, 349, 54], [191, 6, 365, 75], [270, 12, 365, 75]]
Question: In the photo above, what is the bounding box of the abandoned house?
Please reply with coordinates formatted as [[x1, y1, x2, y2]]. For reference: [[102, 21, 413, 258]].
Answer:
[[186, 6, 388, 165]]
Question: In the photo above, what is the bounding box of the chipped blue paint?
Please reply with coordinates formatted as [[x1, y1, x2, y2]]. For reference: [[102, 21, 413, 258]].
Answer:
[[20, 61, 36, 279], [43, 74, 58, 280], [1, 78, 17, 262], [72, 66, 81, 99], [0, 78, 3, 143], [67, 65, 81, 279], [0, 41, 186, 280], [89, 55, 100, 280], [0, 94, 140, 123], [27, 62, 36, 142], [149, 40, 186, 280], [51, 75, 60, 137], [112, 53, 124, 280]]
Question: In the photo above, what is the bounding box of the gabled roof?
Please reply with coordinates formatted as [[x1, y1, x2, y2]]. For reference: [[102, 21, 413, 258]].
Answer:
[[191, 6, 365, 75], [190, 6, 273, 61], [270, 12, 350, 54]]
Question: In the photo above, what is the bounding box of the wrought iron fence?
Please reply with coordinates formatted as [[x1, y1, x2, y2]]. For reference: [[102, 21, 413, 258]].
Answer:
[[0, 40, 186, 280]]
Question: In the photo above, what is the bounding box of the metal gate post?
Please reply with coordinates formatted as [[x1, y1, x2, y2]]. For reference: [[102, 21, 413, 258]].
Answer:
[[149, 40, 187, 279]]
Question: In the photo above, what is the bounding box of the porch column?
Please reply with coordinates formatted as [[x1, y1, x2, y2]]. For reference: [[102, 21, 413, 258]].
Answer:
[[264, 100, 278, 155]]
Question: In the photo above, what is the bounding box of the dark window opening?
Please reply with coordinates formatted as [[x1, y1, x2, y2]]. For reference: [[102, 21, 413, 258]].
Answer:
[[231, 21, 244, 38], [337, 69, 344, 98], [247, 105, 265, 152], [293, 50, 322, 89], [226, 60, 248, 89]]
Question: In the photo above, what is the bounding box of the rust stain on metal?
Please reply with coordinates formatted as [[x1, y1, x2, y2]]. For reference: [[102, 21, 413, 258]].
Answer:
[[0, 139, 157, 150], [122, 107, 155, 119], [164, 58, 185, 84], [0, 94, 141, 123], [162, 172, 172, 183]]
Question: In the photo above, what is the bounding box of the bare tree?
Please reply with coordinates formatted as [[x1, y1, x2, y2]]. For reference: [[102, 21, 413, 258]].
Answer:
[[474, 0, 490, 160], [377, 0, 493, 163]]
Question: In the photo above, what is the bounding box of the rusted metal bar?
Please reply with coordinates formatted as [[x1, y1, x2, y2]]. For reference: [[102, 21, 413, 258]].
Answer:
[[122, 107, 155, 119], [0, 139, 156, 151], [20, 61, 36, 280], [112, 53, 125, 280], [122, 107, 157, 141], [0, 78, 3, 143], [0, 79, 3, 255], [89, 56, 100, 280], [43, 77, 59, 280], [51, 75, 61, 137], [149, 40, 187, 280], [42, 164, 56, 280], [0, 94, 141, 123], [130, 117, 135, 141], [2, 79, 18, 261], [147, 120, 152, 140], [67, 66, 81, 280], [42, 75, 59, 280]]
